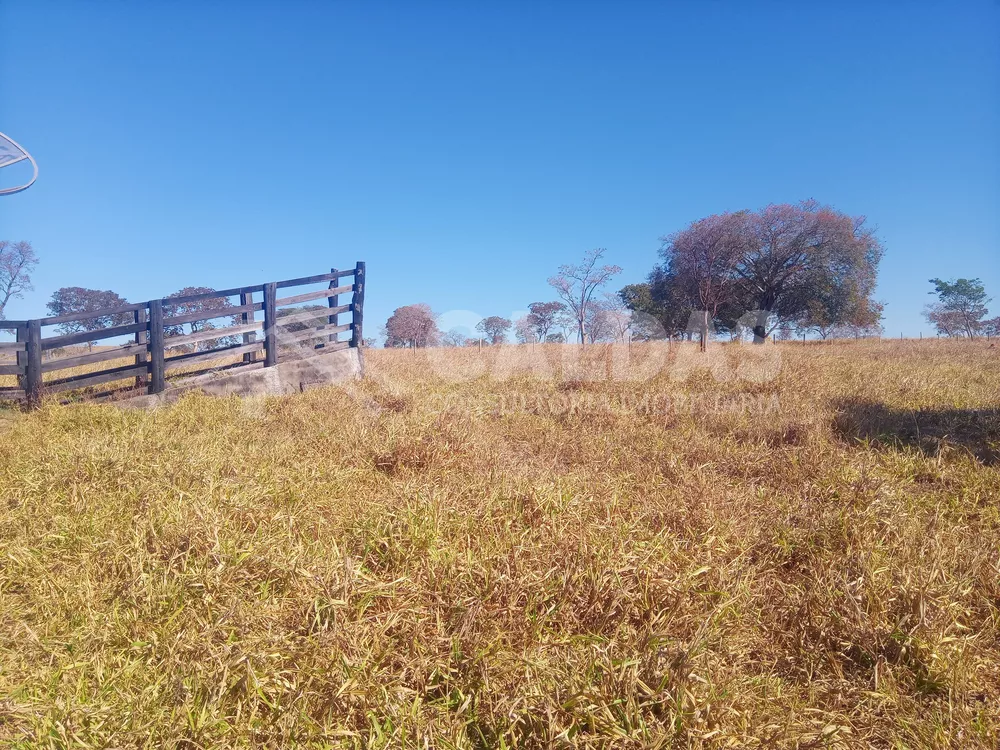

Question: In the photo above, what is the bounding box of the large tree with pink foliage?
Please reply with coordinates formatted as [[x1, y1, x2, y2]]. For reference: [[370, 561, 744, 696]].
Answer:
[[650, 200, 884, 344]]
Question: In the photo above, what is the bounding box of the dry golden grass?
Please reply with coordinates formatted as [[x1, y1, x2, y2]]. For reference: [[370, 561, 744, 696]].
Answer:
[[0, 340, 998, 748]]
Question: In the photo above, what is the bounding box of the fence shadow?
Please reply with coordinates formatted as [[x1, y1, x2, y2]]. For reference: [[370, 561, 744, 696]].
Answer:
[[833, 400, 1000, 465]]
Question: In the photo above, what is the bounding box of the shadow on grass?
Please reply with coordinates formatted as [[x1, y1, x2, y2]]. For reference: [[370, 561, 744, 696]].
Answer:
[[833, 400, 1000, 465]]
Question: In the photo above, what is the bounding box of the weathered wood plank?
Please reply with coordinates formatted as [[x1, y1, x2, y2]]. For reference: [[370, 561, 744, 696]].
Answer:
[[0, 388, 25, 400], [164, 342, 263, 372], [45, 364, 150, 394], [275, 269, 355, 289], [39, 302, 148, 327], [25, 320, 42, 406], [277, 305, 350, 327], [148, 299, 165, 394], [163, 284, 263, 305], [165, 359, 265, 383], [162, 302, 262, 328], [278, 323, 352, 346], [0, 364, 24, 375], [164, 322, 262, 350], [275, 285, 352, 307], [42, 322, 147, 350], [41, 342, 148, 373], [0, 342, 26, 352], [263, 283, 277, 367], [351, 261, 366, 347]]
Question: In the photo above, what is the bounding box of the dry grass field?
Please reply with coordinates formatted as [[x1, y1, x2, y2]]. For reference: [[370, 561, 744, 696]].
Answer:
[[0, 340, 998, 748]]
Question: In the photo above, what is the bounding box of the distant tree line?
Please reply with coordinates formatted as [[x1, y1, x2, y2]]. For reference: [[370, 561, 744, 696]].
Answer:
[[380, 200, 998, 348]]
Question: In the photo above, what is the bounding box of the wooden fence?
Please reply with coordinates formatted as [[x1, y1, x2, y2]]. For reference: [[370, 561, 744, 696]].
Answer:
[[0, 262, 365, 407]]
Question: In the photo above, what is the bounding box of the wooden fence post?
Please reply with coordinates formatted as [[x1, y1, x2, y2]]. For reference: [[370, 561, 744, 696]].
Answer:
[[350, 261, 365, 348], [24, 320, 42, 408], [240, 291, 257, 363], [147, 299, 165, 394], [134, 307, 148, 389], [263, 282, 278, 366], [326, 267, 339, 346]]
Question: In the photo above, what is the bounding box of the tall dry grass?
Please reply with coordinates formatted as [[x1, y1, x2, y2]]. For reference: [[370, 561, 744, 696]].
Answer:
[[0, 339, 998, 748]]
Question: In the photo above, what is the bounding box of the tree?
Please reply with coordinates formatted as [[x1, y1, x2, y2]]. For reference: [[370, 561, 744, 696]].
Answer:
[[46, 287, 131, 350], [582, 297, 631, 343], [476, 316, 512, 345], [163, 287, 240, 350], [514, 316, 538, 344], [650, 201, 884, 345], [384, 303, 439, 347], [925, 278, 991, 339], [798, 295, 884, 340], [619, 279, 687, 340], [441, 329, 468, 347], [525, 301, 566, 341], [661, 212, 745, 350], [545, 332, 566, 344], [983, 317, 1000, 338], [548, 249, 622, 344], [0, 240, 38, 320], [584, 304, 615, 343], [598, 293, 632, 343]]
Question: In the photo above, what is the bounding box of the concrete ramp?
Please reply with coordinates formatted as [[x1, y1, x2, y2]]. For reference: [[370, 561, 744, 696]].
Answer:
[[120, 346, 364, 408]]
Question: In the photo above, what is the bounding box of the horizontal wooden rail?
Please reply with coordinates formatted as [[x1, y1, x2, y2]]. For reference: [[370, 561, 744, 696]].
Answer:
[[276, 304, 351, 327], [42, 322, 148, 350], [0, 364, 24, 376], [0, 388, 26, 400], [42, 342, 147, 373], [164, 342, 264, 372], [44, 363, 149, 394], [163, 302, 262, 328], [164, 285, 263, 306], [277, 322, 352, 346], [40, 302, 149, 327], [0, 342, 26, 352], [165, 322, 262, 350], [276, 284, 352, 307], [275, 269, 355, 289]]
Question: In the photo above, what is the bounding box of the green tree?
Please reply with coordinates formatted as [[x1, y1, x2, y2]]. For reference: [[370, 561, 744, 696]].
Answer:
[[46, 287, 131, 351], [476, 316, 512, 345], [925, 278, 991, 339]]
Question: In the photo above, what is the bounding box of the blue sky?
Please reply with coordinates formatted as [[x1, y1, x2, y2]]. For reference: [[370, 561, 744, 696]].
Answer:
[[1, 1, 998, 339]]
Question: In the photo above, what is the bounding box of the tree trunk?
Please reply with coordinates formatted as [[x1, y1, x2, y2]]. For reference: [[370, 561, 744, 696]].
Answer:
[[699, 309, 709, 352], [752, 309, 770, 345]]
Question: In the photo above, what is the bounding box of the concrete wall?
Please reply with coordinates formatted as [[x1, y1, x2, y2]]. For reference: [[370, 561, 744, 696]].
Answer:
[[120, 346, 364, 409]]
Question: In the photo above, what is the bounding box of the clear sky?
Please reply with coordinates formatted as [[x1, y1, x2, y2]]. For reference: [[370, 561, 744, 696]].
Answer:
[[1, 1, 998, 339]]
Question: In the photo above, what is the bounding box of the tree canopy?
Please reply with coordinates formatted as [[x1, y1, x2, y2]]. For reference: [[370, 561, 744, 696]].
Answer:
[[46, 287, 131, 349], [384, 304, 439, 347], [924, 278, 992, 339], [548, 249, 622, 344], [476, 316, 512, 345], [646, 201, 884, 344]]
